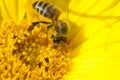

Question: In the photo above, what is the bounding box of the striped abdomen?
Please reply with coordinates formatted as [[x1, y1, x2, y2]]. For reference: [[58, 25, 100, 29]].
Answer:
[[32, 1, 60, 20]]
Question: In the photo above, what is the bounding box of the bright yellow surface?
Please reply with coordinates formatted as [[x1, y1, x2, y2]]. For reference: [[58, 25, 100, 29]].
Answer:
[[0, 0, 27, 23], [0, 0, 120, 80], [66, 0, 120, 80]]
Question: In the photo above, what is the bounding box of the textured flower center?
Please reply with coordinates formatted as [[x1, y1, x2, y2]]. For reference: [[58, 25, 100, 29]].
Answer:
[[0, 20, 71, 80]]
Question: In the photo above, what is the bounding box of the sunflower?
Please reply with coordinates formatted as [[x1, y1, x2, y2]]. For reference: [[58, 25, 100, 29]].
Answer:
[[0, 0, 120, 80]]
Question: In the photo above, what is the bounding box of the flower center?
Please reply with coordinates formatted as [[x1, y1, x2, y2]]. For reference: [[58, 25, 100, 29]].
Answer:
[[0, 20, 71, 80]]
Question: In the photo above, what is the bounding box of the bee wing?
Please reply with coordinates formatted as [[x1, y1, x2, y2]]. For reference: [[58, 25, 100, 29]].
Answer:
[[45, 0, 71, 19], [44, 0, 71, 33], [45, 0, 70, 11]]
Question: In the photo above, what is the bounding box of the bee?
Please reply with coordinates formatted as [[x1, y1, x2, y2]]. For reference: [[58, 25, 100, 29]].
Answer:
[[32, 1, 60, 21], [31, 1, 68, 44]]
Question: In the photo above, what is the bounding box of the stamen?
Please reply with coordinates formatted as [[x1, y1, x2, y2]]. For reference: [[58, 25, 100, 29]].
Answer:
[[0, 20, 72, 79]]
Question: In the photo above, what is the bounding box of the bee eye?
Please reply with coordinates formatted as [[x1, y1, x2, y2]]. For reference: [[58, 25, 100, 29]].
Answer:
[[53, 37, 67, 44], [53, 37, 60, 44]]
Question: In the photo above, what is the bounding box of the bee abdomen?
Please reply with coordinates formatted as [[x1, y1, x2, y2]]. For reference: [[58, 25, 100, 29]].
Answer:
[[33, 1, 60, 20]]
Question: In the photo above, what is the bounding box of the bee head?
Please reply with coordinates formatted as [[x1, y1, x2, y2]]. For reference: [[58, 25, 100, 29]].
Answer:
[[52, 36, 67, 44]]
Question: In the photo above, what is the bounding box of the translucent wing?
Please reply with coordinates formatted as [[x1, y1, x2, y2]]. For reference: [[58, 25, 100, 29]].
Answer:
[[45, 0, 70, 12], [45, 0, 71, 20]]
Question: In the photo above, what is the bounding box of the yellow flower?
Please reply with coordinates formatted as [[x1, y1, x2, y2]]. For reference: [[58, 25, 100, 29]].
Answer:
[[0, 0, 120, 80]]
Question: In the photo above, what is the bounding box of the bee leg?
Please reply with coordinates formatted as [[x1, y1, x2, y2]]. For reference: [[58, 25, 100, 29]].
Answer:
[[32, 21, 53, 31], [27, 21, 53, 45], [36, 21, 53, 29], [32, 21, 51, 26], [27, 21, 40, 33], [50, 35, 58, 49], [47, 23, 53, 30], [32, 21, 41, 26], [45, 23, 53, 45], [27, 21, 52, 33], [39, 21, 51, 24], [27, 25, 35, 33]]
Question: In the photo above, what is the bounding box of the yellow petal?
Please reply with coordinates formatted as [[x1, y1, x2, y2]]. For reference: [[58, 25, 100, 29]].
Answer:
[[0, 0, 27, 23], [1, 0, 120, 80], [65, 0, 120, 80]]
